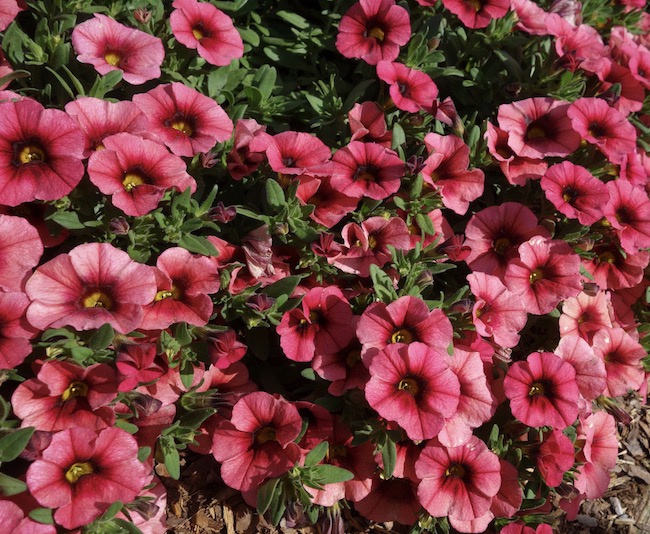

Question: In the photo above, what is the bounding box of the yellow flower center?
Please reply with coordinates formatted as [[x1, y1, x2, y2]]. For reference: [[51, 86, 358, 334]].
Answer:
[[529, 268, 544, 283], [368, 27, 385, 42], [526, 125, 546, 140], [171, 120, 194, 137], [468, 0, 483, 11], [192, 28, 204, 40], [445, 464, 465, 478], [598, 251, 616, 264], [493, 237, 511, 255], [122, 173, 145, 192], [391, 329, 413, 344], [255, 426, 276, 445], [104, 51, 121, 66], [368, 235, 377, 249], [17, 144, 46, 165], [155, 284, 182, 301], [82, 290, 112, 309], [61, 381, 89, 401], [529, 382, 545, 396], [397, 377, 419, 396], [65, 462, 94, 484]]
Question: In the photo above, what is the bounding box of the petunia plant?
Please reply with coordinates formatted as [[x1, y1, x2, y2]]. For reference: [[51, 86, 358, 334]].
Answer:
[[0, 0, 649, 532]]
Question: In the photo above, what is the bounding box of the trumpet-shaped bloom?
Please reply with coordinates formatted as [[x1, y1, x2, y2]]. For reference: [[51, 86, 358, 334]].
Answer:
[[71, 14, 164, 84], [584, 244, 649, 291], [349, 101, 392, 146], [0, 214, 42, 291], [25, 242, 157, 333], [26, 427, 147, 530], [0, 99, 85, 206], [592, 327, 645, 397], [251, 130, 331, 177], [336, 0, 411, 66], [296, 175, 359, 228], [441, 0, 510, 29], [536, 429, 575, 487], [0, 291, 36, 369], [603, 179, 650, 255], [366, 342, 461, 440], [132, 82, 233, 157], [0, 500, 56, 534], [376, 61, 438, 113], [504, 351, 580, 429], [170, 0, 243, 66], [554, 335, 606, 401]]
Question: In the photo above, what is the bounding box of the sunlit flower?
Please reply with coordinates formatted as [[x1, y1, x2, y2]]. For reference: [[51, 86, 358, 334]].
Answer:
[[0, 214, 42, 291], [592, 326, 646, 397], [442, 0, 510, 29], [0, 291, 36, 370], [71, 14, 164, 84], [376, 61, 438, 113]]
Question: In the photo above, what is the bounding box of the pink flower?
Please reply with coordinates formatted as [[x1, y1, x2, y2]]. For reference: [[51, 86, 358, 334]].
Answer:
[[0, 291, 35, 369], [330, 141, 403, 200], [416, 436, 501, 522], [366, 342, 461, 440], [567, 97, 637, 164], [497, 97, 581, 159], [540, 161, 609, 225], [0, 214, 42, 291], [312, 333, 370, 396], [132, 82, 233, 157], [348, 101, 392, 146], [559, 290, 614, 341], [421, 133, 484, 215], [357, 295, 453, 358], [277, 286, 355, 362], [208, 329, 248, 369], [0, 0, 25, 32], [12, 360, 117, 431], [464, 202, 549, 280], [226, 118, 267, 180], [574, 412, 618, 498], [25, 242, 157, 333], [26, 427, 147, 529], [71, 14, 164, 84], [467, 272, 528, 348], [88, 132, 196, 216], [583, 244, 649, 290], [504, 236, 582, 315], [336, 0, 411, 66], [546, 15, 606, 71], [116, 343, 165, 392], [592, 327, 646, 397], [536, 429, 575, 487], [170, 0, 243, 66], [554, 335, 606, 401], [0, 99, 85, 206], [355, 476, 421, 525], [65, 97, 150, 156], [504, 351, 580, 429], [0, 500, 56, 534], [376, 61, 438, 113], [510, 0, 551, 35], [603, 177, 650, 255], [296, 175, 359, 228], [211, 392, 302, 492], [252, 130, 331, 177], [441, 0, 510, 29]]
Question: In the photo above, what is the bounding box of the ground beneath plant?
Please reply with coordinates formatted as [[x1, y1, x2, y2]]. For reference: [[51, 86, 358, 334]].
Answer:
[[160, 396, 650, 534]]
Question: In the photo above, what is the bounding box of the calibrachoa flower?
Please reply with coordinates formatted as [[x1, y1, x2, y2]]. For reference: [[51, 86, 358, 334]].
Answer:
[[0, 291, 35, 369], [251, 130, 331, 177], [504, 351, 580, 429], [376, 61, 438, 113], [87, 132, 196, 216], [132, 82, 233, 157], [71, 14, 165, 84], [602, 179, 650, 255], [0, 214, 42, 291], [535, 429, 575, 487], [211, 392, 302, 492], [365, 342, 461, 440], [0, 98, 85, 206], [336, 0, 411, 66], [170, 0, 244, 66], [277, 286, 355, 362], [441, 0, 510, 29], [415, 436, 502, 523], [348, 101, 392, 146], [592, 326, 646, 397], [554, 335, 606, 401], [25, 242, 157, 333], [0, 500, 56, 534], [26, 427, 148, 529], [0, 0, 25, 32], [12, 360, 117, 431], [574, 412, 618, 499]]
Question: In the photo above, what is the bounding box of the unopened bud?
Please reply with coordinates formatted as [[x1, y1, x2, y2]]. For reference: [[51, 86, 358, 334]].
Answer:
[[133, 7, 152, 24], [109, 216, 130, 235]]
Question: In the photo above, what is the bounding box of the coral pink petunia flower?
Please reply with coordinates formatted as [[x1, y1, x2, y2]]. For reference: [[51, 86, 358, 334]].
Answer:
[[467, 272, 528, 349], [441, 0, 510, 29], [504, 351, 580, 429], [554, 335, 606, 401], [540, 161, 609, 226], [25, 242, 157, 333], [336, 0, 411, 66], [65, 97, 150, 156], [546, 15, 606, 71], [574, 412, 618, 499], [226, 118, 267, 180], [497, 97, 581, 159], [421, 133, 484, 215], [139, 247, 220, 330], [583, 244, 649, 291], [416, 436, 501, 522], [312, 333, 370, 396], [330, 141, 404, 200], [536, 429, 575, 487], [277, 286, 355, 362], [349, 101, 392, 146], [603, 178, 650, 255], [88, 132, 196, 216], [0, 99, 85, 206], [376, 61, 438, 113], [71, 14, 164, 84], [0, 214, 42, 291], [116, 343, 165, 392], [0, 0, 25, 32], [592, 326, 646, 397], [357, 295, 453, 359], [170, 0, 243, 66], [366, 342, 461, 440], [251, 130, 331, 177], [464, 202, 549, 280], [504, 236, 582, 315], [132, 82, 233, 157], [11, 360, 117, 431], [567, 97, 637, 164], [0, 291, 35, 370], [356, 475, 421, 525], [559, 290, 614, 342], [211, 392, 302, 492], [26, 427, 147, 530], [0, 500, 56, 534], [296, 175, 359, 228]]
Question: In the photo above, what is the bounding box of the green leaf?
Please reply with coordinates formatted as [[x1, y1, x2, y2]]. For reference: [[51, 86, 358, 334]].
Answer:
[[369, 264, 399, 303], [174, 322, 193, 346], [309, 464, 354, 484], [255, 65, 276, 100], [28, 508, 54, 524], [0, 69, 30, 89], [113, 518, 145, 534], [276, 10, 310, 29], [0, 427, 35, 462], [88, 323, 115, 350], [47, 210, 85, 230], [178, 408, 216, 429], [0, 472, 27, 496], [381, 436, 397, 479], [178, 234, 219, 256], [265, 179, 285, 210], [180, 361, 194, 390], [304, 441, 328, 467], [88, 70, 123, 98], [160, 436, 181, 479], [137, 446, 152, 463], [261, 275, 304, 299], [99, 501, 123, 522], [115, 419, 139, 434], [415, 212, 435, 236], [257, 476, 281, 515], [392, 122, 406, 149]]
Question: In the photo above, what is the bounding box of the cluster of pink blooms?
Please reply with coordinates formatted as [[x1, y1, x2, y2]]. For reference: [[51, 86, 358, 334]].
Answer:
[[0, 0, 649, 531]]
